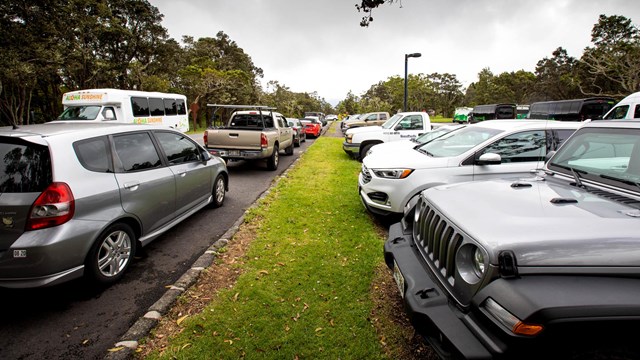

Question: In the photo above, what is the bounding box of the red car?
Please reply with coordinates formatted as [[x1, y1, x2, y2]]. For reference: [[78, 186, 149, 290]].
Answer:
[[301, 118, 322, 138]]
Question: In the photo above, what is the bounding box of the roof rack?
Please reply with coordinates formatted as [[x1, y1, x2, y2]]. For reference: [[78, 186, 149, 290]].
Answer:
[[206, 104, 277, 128]]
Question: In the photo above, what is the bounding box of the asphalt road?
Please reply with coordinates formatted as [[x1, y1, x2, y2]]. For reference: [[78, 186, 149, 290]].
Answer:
[[0, 133, 319, 360]]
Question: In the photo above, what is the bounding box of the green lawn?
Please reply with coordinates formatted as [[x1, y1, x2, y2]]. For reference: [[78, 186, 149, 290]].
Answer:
[[140, 127, 429, 359]]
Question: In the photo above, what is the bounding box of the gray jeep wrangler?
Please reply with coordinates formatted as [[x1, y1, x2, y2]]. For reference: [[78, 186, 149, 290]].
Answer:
[[385, 120, 640, 359]]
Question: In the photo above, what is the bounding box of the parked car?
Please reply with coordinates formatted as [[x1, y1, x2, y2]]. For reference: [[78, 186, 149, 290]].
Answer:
[[326, 114, 338, 122], [603, 91, 640, 120], [452, 107, 473, 124], [287, 117, 306, 147], [359, 120, 581, 217], [204, 106, 294, 171], [343, 111, 431, 161], [365, 123, 465, 158], [341, 111, 390, 131], [468, 103, 517, 123], [0, 123, 228, 288], [340, 114, 361, 130], [385, 120, 640, 359], [301, 117, 322, 138]]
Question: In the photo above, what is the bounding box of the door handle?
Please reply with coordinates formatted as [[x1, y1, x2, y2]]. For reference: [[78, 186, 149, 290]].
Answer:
[[123, 181, 139, 190]]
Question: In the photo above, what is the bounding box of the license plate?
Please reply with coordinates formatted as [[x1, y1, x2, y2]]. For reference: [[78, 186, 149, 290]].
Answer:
[[393, 260, 405, 298], [229, 150, 240, 156]]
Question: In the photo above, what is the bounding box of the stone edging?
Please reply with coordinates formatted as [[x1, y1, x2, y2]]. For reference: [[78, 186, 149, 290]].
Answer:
[[104, 145, 309, 360]]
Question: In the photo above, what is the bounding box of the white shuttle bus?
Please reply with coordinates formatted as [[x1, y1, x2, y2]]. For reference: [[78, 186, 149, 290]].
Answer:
[[53, 88, 190, 132]]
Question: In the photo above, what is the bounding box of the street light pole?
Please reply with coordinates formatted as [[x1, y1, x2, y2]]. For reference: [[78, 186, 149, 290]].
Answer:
[[404, 52, 422, 112]]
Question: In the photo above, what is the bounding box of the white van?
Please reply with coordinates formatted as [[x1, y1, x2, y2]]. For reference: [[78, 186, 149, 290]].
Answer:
[[603, 92, 640, 120], [53, 88, 190, 132]]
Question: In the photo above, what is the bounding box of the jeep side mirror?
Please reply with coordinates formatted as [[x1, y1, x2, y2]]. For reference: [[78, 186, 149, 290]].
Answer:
[[545, 150, 556, 162], [476, 153, 502, 165]]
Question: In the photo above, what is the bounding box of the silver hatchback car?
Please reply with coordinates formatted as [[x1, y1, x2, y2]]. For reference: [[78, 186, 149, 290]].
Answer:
[[0, 123, 228, 288]]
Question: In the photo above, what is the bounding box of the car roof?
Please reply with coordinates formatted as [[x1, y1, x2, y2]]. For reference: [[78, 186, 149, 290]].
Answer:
[[579, 120, 640, 129], [470, 119, 583, 131], [0, 123, 175, 141]]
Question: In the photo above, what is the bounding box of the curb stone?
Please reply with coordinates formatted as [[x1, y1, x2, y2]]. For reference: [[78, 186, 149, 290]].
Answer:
[[104, 144, 309, 360]]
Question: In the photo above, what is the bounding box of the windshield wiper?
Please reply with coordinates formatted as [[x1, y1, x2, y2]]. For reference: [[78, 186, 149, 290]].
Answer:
[[553, 164, 587, 187], [416, 148, 434, 156]]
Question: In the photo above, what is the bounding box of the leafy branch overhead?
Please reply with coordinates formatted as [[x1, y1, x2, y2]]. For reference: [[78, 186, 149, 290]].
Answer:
[[355, 0, 398, 27]]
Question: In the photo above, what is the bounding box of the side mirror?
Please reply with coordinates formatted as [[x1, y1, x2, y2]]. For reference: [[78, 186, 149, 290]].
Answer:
[[476, 153, 502, 165], [201, 149, 211, 163], [394, 124, 403, 131], [545, 150, 556, 162], [103, 108, 116, 121]]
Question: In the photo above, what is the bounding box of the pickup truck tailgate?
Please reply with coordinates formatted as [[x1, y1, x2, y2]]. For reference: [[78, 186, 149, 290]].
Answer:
[[207, 129, 262, 150]]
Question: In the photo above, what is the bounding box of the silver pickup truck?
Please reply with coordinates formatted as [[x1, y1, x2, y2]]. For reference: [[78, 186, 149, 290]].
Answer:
[[204, 105, 294, 171], [385, 120, 640, 359]]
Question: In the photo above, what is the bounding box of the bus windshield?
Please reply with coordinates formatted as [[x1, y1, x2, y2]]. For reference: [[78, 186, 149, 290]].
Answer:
[[57, 106, 102, 120]]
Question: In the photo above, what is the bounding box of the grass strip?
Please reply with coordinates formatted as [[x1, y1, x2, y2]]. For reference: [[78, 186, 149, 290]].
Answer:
[[143, 135, 396, 359]]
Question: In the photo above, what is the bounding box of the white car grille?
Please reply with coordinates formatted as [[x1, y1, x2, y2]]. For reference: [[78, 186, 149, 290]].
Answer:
[[361, 164, 372, 184]]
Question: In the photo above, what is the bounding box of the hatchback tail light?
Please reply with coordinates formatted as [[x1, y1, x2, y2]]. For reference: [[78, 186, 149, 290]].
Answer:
[[26, 182, 75, 230]]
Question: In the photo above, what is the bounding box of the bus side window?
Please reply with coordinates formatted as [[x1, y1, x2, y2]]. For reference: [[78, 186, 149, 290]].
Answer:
[[103, 107, 116, 120]]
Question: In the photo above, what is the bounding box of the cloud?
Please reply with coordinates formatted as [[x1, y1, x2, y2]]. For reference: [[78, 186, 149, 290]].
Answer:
[[150, 0, 640, 106]]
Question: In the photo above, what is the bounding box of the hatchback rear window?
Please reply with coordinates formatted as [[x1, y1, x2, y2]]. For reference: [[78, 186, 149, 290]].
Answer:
[[0, 139, 52, 193]]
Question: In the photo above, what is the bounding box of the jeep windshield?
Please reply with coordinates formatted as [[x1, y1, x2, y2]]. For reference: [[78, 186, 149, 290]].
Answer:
[[415, 126, 501, 157], [57, 106, 101, 120], [548, 126, 640, 192]]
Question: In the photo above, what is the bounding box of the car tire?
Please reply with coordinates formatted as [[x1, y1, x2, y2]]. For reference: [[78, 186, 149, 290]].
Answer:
[[285, 138, 294, 155], [85, 223, 137, 285], [359, 143, 375, 162], [267, 144, 279, 170], [210, 174, 226, 208], [302, 134, 306, 143]]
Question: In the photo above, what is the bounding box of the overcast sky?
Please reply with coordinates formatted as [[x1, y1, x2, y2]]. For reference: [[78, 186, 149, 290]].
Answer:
[[148, 0, 639, 106]]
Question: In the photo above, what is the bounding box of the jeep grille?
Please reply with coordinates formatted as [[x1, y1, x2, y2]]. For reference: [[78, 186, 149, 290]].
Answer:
[[361, 164, 372, 184], [413, 197, 464, 300]]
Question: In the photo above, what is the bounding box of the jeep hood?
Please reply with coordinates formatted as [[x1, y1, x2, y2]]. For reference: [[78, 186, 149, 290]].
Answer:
[[424, 177, 640, 267]]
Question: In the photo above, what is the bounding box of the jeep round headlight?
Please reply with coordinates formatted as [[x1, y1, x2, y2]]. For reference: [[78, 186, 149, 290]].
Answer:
[[456, 244, 487, 285], [473, 248, 486, 277]]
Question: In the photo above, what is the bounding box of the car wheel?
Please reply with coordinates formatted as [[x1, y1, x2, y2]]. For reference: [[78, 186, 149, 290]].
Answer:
[[210, 174, 226, 208], [285, 138, 294, 155], [294, 137, 300, 147], [85, 223, 136, 285], [302, 134, 306, 142], [267, 144, 279, 170], [359, 143, 375, 162]]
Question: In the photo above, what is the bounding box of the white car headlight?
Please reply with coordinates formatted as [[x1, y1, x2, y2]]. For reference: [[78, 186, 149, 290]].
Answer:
[[371, 169, 414, 179], [346, 134, 353, 143]]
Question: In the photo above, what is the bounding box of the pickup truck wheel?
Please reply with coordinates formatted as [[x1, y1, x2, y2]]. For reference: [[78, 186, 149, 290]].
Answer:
[[210, 174, 226, 208], [285, 138, 294, 155], [267, 144, 279, 170]]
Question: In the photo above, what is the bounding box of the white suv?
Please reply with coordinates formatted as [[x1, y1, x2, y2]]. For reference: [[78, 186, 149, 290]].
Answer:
[[359, 120, 582, 217]]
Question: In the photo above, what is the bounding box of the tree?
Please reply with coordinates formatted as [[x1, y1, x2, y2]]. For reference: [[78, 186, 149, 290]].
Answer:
[[355, 0, 398, 27], [577, 15, 640, 97], [533, 47, 582, 101]]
